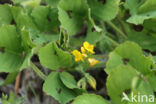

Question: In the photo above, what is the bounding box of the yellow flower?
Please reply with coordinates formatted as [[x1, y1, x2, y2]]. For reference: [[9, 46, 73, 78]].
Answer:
[[81, 47, 88, 58], [83, 42, 95, 54], [88, 58, 99, 67], [72, 50, 84, 62], [81, 47, 86, 54]]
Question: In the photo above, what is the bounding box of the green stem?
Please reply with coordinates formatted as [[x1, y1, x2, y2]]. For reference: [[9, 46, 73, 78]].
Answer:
[[31, 62, 46, 80], [117, 15, 127, 35], [95, 54, 109, 58], [106, 21, 127, 39], [104, 35, 119, 47]]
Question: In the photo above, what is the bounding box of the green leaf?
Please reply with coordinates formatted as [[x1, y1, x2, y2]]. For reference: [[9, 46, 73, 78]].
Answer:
[[88, 0, 119, 21], [43, 72, 79, 104], [48, 8, 60, 29], [21, 29, 36, 51], [138, 0, 156, 13], [146, 71, 156, 91], [12, 0, 41, 7], [128, 31, 156, 52], [29, 29, 59, 45], [39, 42, 72, 70], [0, 25, 32, 72], [86, 23, 102, 44], [105, 41, 154, 75], [58, 0, 88, 35], [144, 19, 156, 32], [124, 0, 156, 24], [46, 0, 60, 7], [127, 13, 156, 25], [106, 65, 154, 104], [0, 4, 12, 26], [31, 6, 55, 32], [72, 94, 109, 104], [59, 72, 78, 89], [11, 6, 37, 30]]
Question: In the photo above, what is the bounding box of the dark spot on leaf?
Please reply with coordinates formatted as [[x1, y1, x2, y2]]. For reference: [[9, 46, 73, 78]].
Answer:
[[150, 65, 154, 70], [21, 51, 25, 58], [67, 10, 72, 18], [0, 47, 5, 53], [28, 46, 32, 49], [124, 10, 131, 19], [54, 50, 57, 55], [98, 0, 106, 5], [57, 88, 62, 94], [122, 58, 129, 65], [11, 19, 15, 25], [47, 16, 51, 22], [91, 27, 96, 32], [58, 68, 64, 72], [147, 14, 150, 17], [154, 92, 156, 97], [133, 24, 144, 32], [124, 89, 131, 95], [42, 42, 47, 46]]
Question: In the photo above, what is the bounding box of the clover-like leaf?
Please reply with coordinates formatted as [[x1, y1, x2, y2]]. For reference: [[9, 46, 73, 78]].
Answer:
[[11, 6, 37, 30], [0, 25, 33, 72], [43, 72, 79, 104], [105, 41, 154, 75], [128, 31, 156, 52], [106, 65, 155, 104], [39, 42, 72, 70], [88, 0, 120, 21], [59, 72, 78, 89], [124, 0, 156, 24], [31, 6, 55, 32], [58, 0, 89, 35]]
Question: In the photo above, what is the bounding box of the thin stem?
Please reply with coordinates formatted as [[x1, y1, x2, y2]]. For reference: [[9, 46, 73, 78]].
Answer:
[[28, 83, 40, 104], [31, 62, 46, 80], [106, 21, 127, 39], [117, 15, 127, 35], [104, 35, 119, 47], [15, 72, 21, 95], [95, 54, 109, 58], [100, 22, 119, 47]]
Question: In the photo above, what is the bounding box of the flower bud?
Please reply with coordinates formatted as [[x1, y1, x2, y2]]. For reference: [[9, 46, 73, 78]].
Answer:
[[85, 74, 96, 90]]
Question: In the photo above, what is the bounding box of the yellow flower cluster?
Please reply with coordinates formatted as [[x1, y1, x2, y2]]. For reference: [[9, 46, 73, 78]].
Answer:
[[72, 42, 99, 67]]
